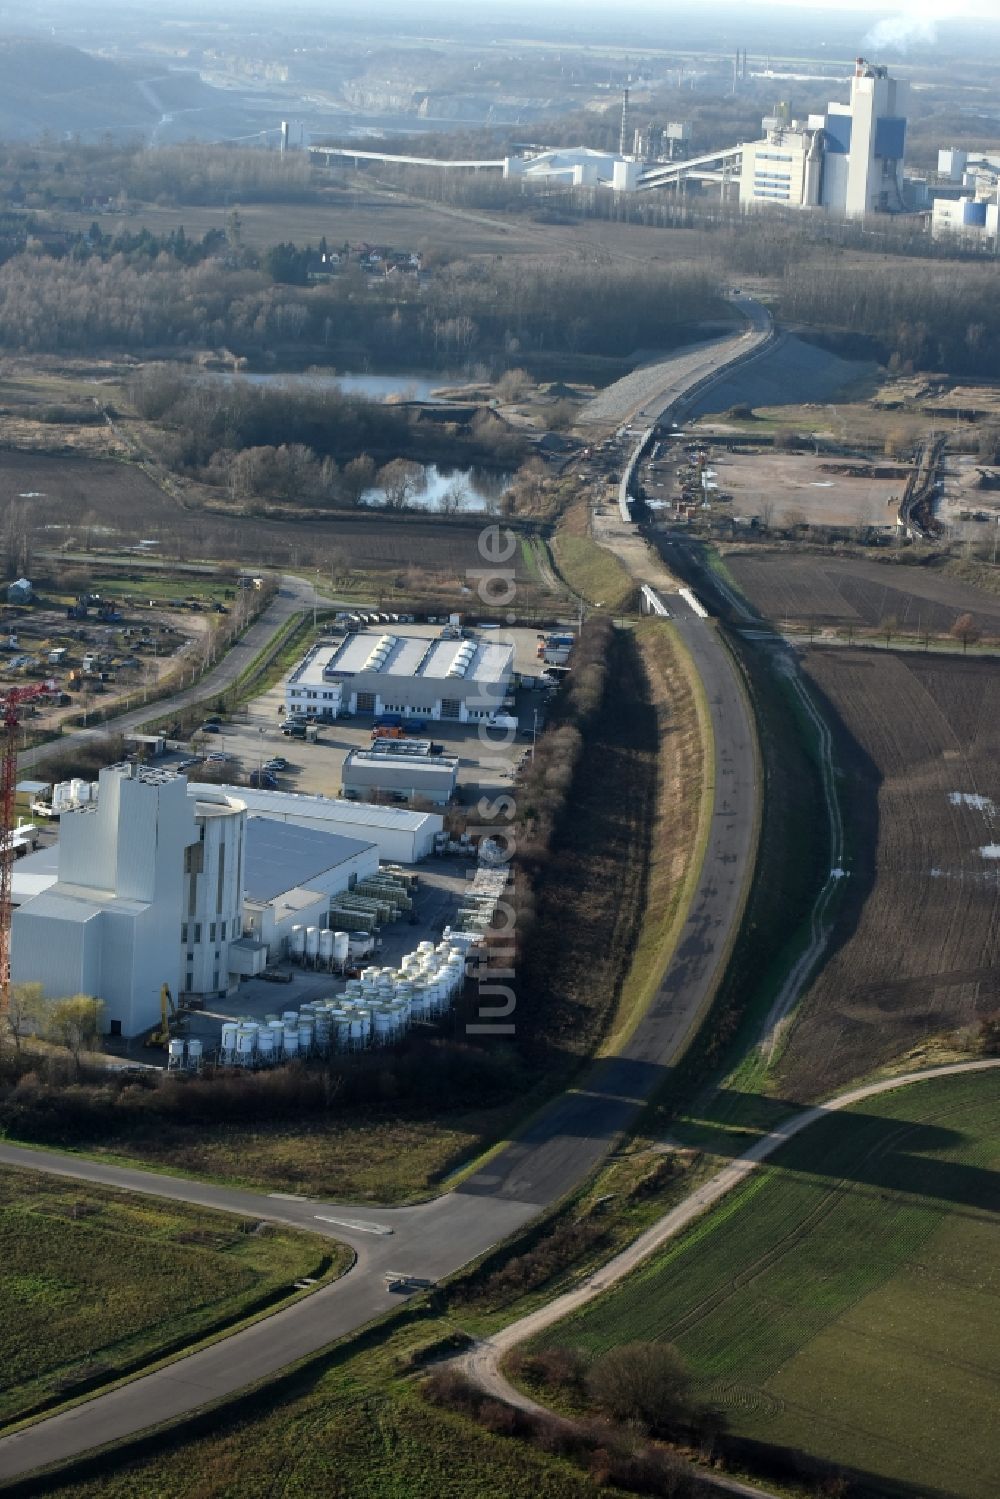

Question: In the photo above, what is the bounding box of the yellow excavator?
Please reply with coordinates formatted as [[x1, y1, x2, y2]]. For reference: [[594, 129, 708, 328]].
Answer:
[[145, 984, 184, 1048]]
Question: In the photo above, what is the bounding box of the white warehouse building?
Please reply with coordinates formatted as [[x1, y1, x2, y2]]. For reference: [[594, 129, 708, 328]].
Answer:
[[285, 629, 514, 725], [189, 784, 442, 863], [12, 765, 201, 1037], [11, 767, 382, 1037]]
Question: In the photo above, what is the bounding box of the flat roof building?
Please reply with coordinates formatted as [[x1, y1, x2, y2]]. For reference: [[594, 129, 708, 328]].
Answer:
[[240, 816, 378, 957], [286, 629, 514, 725], [341, 747, 458, 806], [189, 783, 442, 863]]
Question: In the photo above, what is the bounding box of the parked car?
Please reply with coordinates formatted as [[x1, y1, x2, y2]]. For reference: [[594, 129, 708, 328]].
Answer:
[[200, 722, 222, 734], [282, 723, 306, 738], [264, 756, 288, 772], [249, 769, 278, 789], [205, 751, 229, 764]]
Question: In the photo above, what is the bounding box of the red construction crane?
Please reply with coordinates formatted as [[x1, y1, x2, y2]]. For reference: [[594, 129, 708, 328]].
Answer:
[[0, 681, 58, 1011]]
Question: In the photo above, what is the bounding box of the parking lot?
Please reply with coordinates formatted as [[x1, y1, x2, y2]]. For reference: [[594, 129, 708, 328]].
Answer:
[[179, 623, 553, 807]]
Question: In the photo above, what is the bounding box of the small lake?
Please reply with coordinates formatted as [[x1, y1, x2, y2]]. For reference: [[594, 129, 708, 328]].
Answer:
[[220, 371, 464, 403], [362, 464, 511, 514]]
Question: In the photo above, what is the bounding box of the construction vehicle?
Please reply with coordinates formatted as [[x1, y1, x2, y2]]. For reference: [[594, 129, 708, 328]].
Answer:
[[144, 983, 184, 1048]]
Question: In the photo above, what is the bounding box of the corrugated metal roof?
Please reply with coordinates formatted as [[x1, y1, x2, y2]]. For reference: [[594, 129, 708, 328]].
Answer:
[[243, 817, 374, 904], [189, 784, 441, 831]]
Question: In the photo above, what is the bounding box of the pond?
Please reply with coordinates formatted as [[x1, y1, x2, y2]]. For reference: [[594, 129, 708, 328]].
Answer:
[[361, 464, 511, 514]]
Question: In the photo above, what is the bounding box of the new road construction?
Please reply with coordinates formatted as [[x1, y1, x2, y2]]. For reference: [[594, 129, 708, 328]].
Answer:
[[0, 311, 765, 1486]]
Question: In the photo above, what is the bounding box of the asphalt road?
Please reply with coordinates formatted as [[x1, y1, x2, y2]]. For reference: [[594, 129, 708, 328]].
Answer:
[[0, 592, 758, 1484], [17, 573, 314, 776], [0, 326, 763, 1482]]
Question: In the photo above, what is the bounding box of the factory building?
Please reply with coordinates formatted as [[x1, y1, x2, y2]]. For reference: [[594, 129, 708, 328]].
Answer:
[[341, 744, 459, 806], [189, 784, 443, 864], [10, 768, 382, 1036], [12, 765, 199, 1036], [931, 195, 1000, 241], [239, 816, 378, 957], [285, 630, 514, 725], [739, 58, 908, 215]]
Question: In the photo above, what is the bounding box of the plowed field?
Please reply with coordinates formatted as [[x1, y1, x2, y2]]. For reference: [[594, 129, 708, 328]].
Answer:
[[0, 450, 534, 583], [725, 550, 1000, 638], [778, 648, 1000, 1095]]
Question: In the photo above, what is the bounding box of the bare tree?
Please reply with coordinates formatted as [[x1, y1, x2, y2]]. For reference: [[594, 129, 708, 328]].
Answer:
[[341, 455, 376, 507], [376, 459, 424, 511], [585, 1341, 695, 1435], [950, 612, 981, 654]]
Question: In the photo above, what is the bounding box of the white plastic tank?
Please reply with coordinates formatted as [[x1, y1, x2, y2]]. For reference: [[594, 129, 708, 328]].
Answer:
[[220, 1021, 239, 1057], [186, 1037, 203, 1067], [334, 931, 350, 968], [319, 929, 335, 966], [283, 1026, 300, 1056], [235, 1024, 258, 1062], [373, 1006, 394, 1042], [282, 1010, 299, 1026], [305, 927, 320, 963], [167, 1038, 186, 1065], [268, 1020, 285, 1052], [256, 1029, 276, 1061], [297, 1021, 314, 1052], [69, 777, 86, 805], [290, 926, 306, 961]]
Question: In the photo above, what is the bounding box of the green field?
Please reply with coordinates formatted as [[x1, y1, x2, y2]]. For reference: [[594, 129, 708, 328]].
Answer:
[[536, 1069, 1000, 1499], [550, 533, 635, 610], [40, 1318, 623, 1499], [0, 1167, 344, 1428]]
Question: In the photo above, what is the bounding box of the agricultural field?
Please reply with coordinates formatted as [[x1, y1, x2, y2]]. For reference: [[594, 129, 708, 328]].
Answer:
[[1, 449, 548, 599], [538, 1068, 1000, 1499], [0, 1166, 343, 1428], [724, 548, 1000, 639], [775, 647, 1000, 1097]]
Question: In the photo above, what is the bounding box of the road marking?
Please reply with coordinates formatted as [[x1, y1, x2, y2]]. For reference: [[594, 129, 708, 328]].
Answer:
[[268, 1192, 311, 1201], [314, 1214, 394, 1236]]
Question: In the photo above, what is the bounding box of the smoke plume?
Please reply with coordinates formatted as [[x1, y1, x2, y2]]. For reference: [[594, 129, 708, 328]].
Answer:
[[863, 5, 938, 53]]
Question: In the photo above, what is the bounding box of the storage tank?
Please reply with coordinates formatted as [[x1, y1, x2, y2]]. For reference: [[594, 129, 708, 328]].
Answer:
[[69, 777, 86, 806], [256, 1028, 275, 1062], [297, 1021, 314, 1054], [235, 1024, 258, 1064], [290, 926, 306, 962], [282, 1009, 299, 1026], [186, 1037, 203, 1068], [319, 929, 335, 968], [283, 1026, 300, 1057], [268, 1019, 285, 1053], [333, 931, 350, 969], [167, 1038, 186, 1067], [373, 1006, 394, 1043], [220, 1021, 239, 1059]]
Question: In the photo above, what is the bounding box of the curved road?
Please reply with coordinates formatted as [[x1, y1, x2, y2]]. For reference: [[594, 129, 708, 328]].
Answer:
[[459, 1059, 1000, 1451], [0, 327, 765, 1483], [17, 573, 314, 776]]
